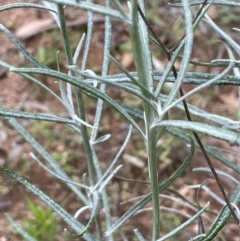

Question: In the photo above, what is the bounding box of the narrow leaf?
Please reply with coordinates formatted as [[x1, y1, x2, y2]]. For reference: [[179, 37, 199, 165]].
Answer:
[[153, 120, 239, 145]]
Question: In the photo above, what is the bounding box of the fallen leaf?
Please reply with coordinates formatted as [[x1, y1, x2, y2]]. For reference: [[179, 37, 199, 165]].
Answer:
[[120, 53, 134, 68], [15, 18, 54, 39]]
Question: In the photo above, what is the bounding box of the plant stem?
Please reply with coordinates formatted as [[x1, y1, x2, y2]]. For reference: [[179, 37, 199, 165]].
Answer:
[[57, 4, 95, 185], [130, 0, 160, 239]]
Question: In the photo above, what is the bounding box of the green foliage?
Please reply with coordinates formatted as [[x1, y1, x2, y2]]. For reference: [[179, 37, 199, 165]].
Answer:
[[23, 196, 58, 241]]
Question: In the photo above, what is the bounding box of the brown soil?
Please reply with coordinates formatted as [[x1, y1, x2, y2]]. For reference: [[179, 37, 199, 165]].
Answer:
[[0, 1, 240, 241]]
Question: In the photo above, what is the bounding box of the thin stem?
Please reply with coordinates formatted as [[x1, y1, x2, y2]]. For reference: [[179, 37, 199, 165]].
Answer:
[[57, 4, 95, 185]]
